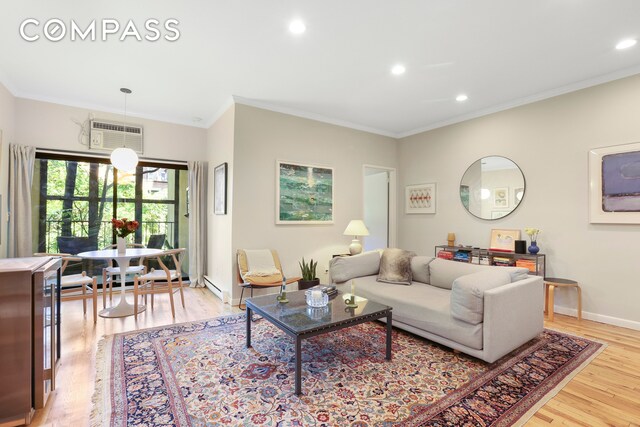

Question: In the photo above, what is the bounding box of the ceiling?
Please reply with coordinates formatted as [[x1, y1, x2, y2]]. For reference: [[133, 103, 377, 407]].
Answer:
[[1, 0, 640, 137]]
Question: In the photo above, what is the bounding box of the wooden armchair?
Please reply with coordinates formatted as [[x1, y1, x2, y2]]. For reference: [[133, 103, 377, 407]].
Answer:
[[236, 249, 301, 309]]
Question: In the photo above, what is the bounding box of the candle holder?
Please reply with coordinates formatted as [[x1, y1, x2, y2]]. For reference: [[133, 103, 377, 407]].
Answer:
[[344, 294, 358, 308], [305, 290, 328, 307], [276, 282, 289, 303]]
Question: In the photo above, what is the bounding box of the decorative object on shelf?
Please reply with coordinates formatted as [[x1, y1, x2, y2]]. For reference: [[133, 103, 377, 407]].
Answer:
[[305, 289, 329, 307], [460, 156, 525, 221], [110, 88, 139, 173], [213, 162, 228, 215], [406, 183, 436, 214], [276, 160, 334, 224], [447, 232, 455, 247], [514, 240, 526, 254], [276, 276, 289, 303], [489, 229, 520, 252], [493, 187, 509, 208], [343, 220, 370, 255], [524, 228, 540, 254], [345, 280, 358, 308], [111, 217, 139, 254], [589, 142, 640, 223], [298, 258, 320, 289]]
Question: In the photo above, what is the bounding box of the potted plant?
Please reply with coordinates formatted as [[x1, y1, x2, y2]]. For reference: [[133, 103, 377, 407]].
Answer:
[[298, 257, 320, 290]]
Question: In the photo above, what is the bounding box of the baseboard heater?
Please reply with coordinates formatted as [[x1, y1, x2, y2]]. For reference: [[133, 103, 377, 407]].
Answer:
[[203, 276, 224, 302]]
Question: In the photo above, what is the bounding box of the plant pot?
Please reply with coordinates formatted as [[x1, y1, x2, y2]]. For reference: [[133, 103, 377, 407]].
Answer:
[[298, 278, 320, 290]]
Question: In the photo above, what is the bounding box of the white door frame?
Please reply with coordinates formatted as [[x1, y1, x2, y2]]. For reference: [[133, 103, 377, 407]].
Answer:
[[362, 164, 397, 249]]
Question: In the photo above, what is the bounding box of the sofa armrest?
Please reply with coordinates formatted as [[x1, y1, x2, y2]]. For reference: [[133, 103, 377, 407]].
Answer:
[[481, 276, 544, 363]]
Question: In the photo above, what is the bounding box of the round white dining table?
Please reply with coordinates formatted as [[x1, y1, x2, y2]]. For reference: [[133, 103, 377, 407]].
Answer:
[[77, 248, 162, 318]]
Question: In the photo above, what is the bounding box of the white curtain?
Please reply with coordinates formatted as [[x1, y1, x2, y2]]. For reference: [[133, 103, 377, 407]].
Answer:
[[8, 144, 36, 257], [188, 161, 208, 287]]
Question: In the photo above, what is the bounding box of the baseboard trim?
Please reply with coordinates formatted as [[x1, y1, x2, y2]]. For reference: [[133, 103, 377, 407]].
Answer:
[[553, 305, 640, 331]]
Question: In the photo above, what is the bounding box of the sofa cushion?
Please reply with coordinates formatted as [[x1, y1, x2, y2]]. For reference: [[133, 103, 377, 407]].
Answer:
[[377, 248, 415, 285], [429, 258, 529, 290], [329, 251, 380, 283], [450, 270, 512, 325], [411, 256, 435, 284], [347, 276, 483, 350], [429, 258, 491, 289]]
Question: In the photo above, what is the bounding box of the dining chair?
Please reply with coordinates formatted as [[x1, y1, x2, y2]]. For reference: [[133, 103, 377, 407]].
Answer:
[[236, 249, 302, 309], [35, 252, 99, 323], [133, 248, 186, 319], [101, 243, 147, 308]]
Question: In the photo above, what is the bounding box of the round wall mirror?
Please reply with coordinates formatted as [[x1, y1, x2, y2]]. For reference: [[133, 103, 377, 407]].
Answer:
[[459, 156, 525, 220]]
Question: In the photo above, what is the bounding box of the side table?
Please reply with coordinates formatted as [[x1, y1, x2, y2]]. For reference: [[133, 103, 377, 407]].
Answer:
[[544, 277, 582, 321]]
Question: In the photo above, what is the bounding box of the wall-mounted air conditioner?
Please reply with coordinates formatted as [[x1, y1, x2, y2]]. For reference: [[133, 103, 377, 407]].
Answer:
[[89, 120, 144, 154]]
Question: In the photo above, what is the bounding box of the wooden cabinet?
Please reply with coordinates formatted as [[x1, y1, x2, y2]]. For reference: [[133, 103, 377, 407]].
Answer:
[[0, 257, 60, 426], [434, 245, 546, 277]]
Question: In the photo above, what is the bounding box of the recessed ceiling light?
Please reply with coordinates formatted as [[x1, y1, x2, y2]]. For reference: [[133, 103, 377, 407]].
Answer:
[[289, 19, 306, 35], [456, 94, 468, 102], [391, 64, 406, 75], [616, 38, 637, 50]]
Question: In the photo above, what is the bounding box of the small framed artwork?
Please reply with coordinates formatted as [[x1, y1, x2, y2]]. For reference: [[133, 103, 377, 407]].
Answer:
[[491, 210, 509, 219], [489, 229, 520, 252], [214, 162, 228, 215], [493, 187, 509, 208], [276, 160, 334, 224], [589, 142, 640, 223], [406, 183, 436, 214]]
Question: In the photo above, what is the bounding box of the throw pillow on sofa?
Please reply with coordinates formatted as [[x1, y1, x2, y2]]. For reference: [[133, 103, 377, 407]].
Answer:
[[450, 269, 512, 324], [329, 251, 381, 283], [377, 248, 416, 285]]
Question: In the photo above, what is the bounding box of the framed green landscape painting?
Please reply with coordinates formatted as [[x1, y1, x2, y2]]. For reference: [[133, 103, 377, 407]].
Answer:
[[276, 160, 334, 224]]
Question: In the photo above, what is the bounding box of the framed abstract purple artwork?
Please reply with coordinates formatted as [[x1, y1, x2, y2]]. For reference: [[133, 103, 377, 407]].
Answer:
[[589, 142, 640, 223]]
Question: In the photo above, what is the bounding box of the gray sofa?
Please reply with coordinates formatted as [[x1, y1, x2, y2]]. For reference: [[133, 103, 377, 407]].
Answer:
[[329, 251, 544, 363]]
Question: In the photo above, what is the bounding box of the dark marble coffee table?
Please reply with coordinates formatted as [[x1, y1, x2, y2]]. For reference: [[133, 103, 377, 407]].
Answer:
[[245, 290, 392, 395]]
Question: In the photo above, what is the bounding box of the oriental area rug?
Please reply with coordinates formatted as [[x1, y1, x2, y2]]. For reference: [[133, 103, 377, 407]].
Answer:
[[91, 314, 604, 427]]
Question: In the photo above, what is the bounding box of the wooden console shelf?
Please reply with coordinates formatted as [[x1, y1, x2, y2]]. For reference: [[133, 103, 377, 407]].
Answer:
[[434, 245, 546, 277]]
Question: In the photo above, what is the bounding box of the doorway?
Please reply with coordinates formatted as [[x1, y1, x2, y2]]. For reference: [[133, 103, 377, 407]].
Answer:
[[363, 165, 396, 251]]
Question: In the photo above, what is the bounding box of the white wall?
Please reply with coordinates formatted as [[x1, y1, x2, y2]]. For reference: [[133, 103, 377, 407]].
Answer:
[[399, 73, 640, 329], [14, 98, 207, 161], [230, 104, 398, 303], [205, 105, 235, 302], [0, 83, 16, 257]]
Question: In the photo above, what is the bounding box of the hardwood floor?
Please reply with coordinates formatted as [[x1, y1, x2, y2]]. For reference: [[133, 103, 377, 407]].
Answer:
[[31, 288, 640, 426]]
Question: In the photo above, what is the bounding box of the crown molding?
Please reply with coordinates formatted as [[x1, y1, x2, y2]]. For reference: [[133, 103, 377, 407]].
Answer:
[[10, 91, 208, 129], [397, 65, 640, 139], [203, 96, 235, 129], [231, 95, 399, 138]]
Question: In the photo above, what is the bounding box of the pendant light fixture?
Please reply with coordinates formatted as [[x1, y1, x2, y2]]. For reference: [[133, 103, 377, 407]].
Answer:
[[110, 87, 139, 173]]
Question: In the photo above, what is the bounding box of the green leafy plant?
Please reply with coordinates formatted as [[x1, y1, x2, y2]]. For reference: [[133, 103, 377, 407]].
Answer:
[[299, 257, 318, 281]]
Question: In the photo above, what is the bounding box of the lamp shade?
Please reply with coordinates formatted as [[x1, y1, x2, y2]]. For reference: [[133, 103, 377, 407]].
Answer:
[[343, 220, 370, 237], [110, 147, 139, 173]]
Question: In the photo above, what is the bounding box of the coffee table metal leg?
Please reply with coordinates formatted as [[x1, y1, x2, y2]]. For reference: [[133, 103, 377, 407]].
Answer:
[[295, 336, 302, 395], [386, 312, 392, 360], [246, 307, 252, 348]]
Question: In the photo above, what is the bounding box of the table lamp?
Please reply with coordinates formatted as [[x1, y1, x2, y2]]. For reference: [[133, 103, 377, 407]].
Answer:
[[343, 220, 370, 255]]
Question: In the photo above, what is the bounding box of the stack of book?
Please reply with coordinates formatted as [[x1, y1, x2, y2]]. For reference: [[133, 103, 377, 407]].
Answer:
[[492, 256, 514, 267], [437, 250, 454, 260], [309, 284, 338, 297], [515, 259, 537, 272]]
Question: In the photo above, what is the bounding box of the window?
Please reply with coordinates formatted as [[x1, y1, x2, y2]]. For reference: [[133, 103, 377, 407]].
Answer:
[[32, 153, 189, 277]]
